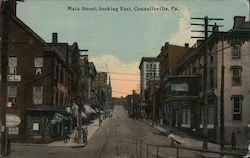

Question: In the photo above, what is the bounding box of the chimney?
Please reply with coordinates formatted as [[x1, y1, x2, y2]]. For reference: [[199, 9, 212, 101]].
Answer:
[[233, 16, 246, 28], [11, 0, 17, 16], [52, 33, 58, 45]]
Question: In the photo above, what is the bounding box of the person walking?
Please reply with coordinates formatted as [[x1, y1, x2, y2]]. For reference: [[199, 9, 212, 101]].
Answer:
[[63, 127, 69, 143], [231, 131, 236, 149], [73, 127, 78, 143], [82, 126, 88, 144]]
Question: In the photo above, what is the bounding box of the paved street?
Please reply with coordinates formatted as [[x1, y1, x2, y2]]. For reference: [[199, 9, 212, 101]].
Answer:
[[9, 105, 173, 158]]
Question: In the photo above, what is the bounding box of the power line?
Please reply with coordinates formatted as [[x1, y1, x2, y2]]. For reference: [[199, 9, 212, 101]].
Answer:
[[98, 71, 139, 76], [112, 78, 139, 81]]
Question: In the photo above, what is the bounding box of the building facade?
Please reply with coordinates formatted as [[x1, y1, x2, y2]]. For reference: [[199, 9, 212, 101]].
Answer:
[[0, 1, 88, 142], [157, 42, 191, 124], [139, 57, 160, 118], [166, 16, 250, 146]]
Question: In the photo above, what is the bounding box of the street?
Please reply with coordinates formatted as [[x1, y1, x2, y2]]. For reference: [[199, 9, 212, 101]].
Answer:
[[10, 105, 172, 158]]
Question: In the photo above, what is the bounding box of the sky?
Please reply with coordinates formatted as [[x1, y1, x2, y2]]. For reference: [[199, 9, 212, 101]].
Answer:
[[16, 0, 249, 97]]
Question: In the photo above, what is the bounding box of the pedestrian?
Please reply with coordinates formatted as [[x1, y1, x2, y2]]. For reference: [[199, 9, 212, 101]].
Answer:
[[73, 127, 78, 143], [231, 131, 236, 149], [63, 127, 69, 143], [82, 126, 88, 144]]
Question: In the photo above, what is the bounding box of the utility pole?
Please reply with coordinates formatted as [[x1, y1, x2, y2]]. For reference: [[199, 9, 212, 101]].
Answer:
[[191, 16, 223, 149], [76, 49, 88, 143], [152, 66, 156, 126], [97, 74, 101, 126], [220, 35, 225, 155], [1, 1, 10, 156]]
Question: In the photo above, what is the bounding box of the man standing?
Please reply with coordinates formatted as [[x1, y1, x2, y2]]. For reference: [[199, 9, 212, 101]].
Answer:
[[231, 132, 236, 149], [82, 126, 88, 144], [63, 127, 69, 143]]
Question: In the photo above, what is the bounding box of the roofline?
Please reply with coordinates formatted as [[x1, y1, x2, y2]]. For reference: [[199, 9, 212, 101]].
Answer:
[[139, 57, 159, 69], [12, 15, 47, 46]]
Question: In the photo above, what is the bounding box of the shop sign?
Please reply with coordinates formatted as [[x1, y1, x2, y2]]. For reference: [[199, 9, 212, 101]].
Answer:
[[7, 75, 21, 82], [6, 114, 21, 128]]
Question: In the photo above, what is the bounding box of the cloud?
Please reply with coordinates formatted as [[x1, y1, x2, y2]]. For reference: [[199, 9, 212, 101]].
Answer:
[[168, 6, 199, 46], [89, 55, 140, 97], [240, 0, 249, 8]]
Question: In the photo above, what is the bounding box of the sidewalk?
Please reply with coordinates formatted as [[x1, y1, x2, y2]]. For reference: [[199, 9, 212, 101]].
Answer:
[[143, 119, 247, 152], [48, 118, 101, 148]]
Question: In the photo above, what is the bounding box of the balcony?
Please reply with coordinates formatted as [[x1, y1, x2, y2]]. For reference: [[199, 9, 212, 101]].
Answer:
[[165, 76, 201, 102]]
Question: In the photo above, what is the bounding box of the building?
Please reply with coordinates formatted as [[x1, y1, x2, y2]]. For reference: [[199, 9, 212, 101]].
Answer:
[[88, 62, 97, 108], [0, 1, 86, 142], [166, 16, 250, 147], [157, 42, 191, 124], [139, 57, 160, 118]]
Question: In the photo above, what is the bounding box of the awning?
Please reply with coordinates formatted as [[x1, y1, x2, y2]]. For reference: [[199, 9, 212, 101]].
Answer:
[[81, 112, 88, 118], [51, 112, 71, 124], [71, 103, 79, 116], [84, 105, 96, 114]]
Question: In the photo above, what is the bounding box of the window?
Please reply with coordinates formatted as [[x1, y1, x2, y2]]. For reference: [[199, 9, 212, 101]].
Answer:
[[232, 96, 243, 120], [232, 44, 241, 58], [8, 56, 17, 74], [7, 85, 17, 105], [33, 85, 43, 104], [34, 57, 43, 75], [231, 66, 242, 85], [8, 127, 19, 135]]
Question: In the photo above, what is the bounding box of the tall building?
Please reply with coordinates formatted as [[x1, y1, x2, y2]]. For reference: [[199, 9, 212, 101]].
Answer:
[[157, 42, 191, 123], [139, 57, 160, 118]]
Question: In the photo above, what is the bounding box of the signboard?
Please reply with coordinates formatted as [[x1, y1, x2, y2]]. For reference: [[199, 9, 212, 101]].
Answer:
[[6, 114, 21, 128], [171, 83, 188, 92], [7, 75, 21, 82]]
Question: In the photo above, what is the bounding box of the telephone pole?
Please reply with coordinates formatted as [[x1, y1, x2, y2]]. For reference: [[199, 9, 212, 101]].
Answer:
[[191, 16, 223, 149], [1, 1, 10, 156]]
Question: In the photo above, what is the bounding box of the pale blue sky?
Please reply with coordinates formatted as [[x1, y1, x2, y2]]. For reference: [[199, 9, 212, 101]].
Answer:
[[16, 0, 249, 96], [17, 0, 249, 63]]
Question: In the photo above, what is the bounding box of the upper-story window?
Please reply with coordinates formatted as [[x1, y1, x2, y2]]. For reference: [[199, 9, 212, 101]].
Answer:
[[231, 66, 242, 86], [33, 85, 43, 104], [232, 44, 241, 58], [34, 57, 43, 75], [8, 56, 17, 74], [146, 63, 149, 69], [7, 85, 17, 105]]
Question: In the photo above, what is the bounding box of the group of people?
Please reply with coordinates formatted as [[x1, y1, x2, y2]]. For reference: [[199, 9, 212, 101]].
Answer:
[[63, 126, 88, 144]]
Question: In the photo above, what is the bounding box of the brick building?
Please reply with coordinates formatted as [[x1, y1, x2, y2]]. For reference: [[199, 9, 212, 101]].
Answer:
[[166, 16, 250, 147], [0, 1, 82, 142]]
